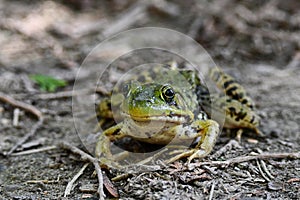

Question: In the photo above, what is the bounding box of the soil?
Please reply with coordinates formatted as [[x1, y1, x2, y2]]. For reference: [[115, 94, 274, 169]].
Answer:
[[0, 0, 299, 199]]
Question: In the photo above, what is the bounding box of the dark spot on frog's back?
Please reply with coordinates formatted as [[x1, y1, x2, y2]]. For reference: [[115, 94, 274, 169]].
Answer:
[[235, 111, 247, 121], [228, 107, 236, 117], [226, 86, 238, 95], [241, 99, 248, 104], [223, 80, 235, 89], [112, 128, 121, 135], [250, 115, 256, 124]]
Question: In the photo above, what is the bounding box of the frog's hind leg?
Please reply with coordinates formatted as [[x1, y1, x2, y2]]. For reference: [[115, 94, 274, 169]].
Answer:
[[209, 68, 262, 137], [165, 119, 219, 164], [209, 67, 255, 109]]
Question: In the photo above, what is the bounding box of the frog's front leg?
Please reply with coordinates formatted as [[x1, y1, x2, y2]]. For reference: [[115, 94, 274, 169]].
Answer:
[[95, 95, 124, 130], [95, 123, 126, 168], [166, 119, 219, 164]]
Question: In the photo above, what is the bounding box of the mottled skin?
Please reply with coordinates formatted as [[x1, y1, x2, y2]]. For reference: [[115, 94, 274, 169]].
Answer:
[[95, 63, 261, 168], [208, 68, 261, 134]]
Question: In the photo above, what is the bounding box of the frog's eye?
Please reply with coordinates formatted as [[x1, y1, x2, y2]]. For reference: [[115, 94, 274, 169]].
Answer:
[[162, 85, 175, 101]]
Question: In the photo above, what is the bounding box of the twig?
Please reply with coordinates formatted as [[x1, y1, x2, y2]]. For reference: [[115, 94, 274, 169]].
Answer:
[[260, 159, 275, 180], [6, 118, 44, 156], [208, 181, 216, 200], [111, 173, 131, 182], [0, 92, 42, 119], [256, 148, 274, 180], [256, 159, 270, 182], [287, 178, 300, 183], [64, 163, 90, 197], [59, 142, 105, 200], [35, 89, 92, 100], [26, 177, 60, 184], [189, 151, 300, 168], [11, 145, 57, 156]]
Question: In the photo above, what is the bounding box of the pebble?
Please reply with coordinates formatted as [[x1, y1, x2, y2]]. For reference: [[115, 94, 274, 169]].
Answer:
[[79, 184, 97, 192], [247, 138, 258, 144], [268, 181, 282, 191], [4, 184, 22, 192], [1, 118, 10, 125], [82, 194, 94, 199]]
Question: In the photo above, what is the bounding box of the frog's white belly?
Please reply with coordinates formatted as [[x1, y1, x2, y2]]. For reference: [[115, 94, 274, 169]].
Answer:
[[122, 118, 199, 145]]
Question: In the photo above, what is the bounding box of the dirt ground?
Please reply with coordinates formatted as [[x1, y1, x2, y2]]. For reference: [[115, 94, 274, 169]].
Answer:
[[0, 0, 300, 199]]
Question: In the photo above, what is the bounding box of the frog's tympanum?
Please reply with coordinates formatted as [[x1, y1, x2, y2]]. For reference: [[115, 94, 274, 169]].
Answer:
[[95, 62, 261, 168]]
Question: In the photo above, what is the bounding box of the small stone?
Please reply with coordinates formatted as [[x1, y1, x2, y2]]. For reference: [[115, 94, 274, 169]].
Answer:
[[82, 194, 94, 199], [4, 184, 21, 192], [247, 138, 258, 144], [1, 118, 10, 125], [0, 163, 7, 172], [79, 184, 97, 192], [268, 181, 282, 191], [269, 130, 279, 138]]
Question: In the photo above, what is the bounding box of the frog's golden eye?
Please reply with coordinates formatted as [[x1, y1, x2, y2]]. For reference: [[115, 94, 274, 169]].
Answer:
[[162, 85, 175, 101]]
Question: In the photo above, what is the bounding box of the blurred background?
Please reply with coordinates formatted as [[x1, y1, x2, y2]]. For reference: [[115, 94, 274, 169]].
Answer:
[[1, 0, 299, 72]]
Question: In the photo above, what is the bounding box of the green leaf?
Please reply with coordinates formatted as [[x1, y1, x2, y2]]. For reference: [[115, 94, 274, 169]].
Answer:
[[29, 74, 67, 92]]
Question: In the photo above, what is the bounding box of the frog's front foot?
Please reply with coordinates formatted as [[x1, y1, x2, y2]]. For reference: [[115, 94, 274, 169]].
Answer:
[[165, 119, 219, 164], [95, 124, 125, 169]]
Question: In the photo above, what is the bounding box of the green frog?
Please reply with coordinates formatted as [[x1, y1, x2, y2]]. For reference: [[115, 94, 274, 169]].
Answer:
[[95, 62, 261, 168]]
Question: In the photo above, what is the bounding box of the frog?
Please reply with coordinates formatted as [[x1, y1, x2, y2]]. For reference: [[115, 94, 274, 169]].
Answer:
[[95, 62, 261, 168]]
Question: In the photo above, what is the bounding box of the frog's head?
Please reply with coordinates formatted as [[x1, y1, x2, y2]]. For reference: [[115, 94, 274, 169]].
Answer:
[[120, 81, 194, 124]]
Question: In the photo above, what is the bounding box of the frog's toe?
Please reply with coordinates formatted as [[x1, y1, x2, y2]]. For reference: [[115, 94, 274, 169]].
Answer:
[[165, 148, 210, 164], [165, 149, 195, 164], [187, 149, 208, 163], [235, 129, 243, 143]]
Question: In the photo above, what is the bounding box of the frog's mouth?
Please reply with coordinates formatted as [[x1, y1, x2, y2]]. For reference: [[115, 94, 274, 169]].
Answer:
[[121, 111, 191, 124]]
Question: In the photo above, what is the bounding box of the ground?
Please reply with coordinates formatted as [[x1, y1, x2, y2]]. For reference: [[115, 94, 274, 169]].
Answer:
[[0, 0, 300, 199]]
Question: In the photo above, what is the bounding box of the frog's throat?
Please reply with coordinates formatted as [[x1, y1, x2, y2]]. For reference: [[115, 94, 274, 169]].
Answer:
[[121, 112, 191, 124]]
